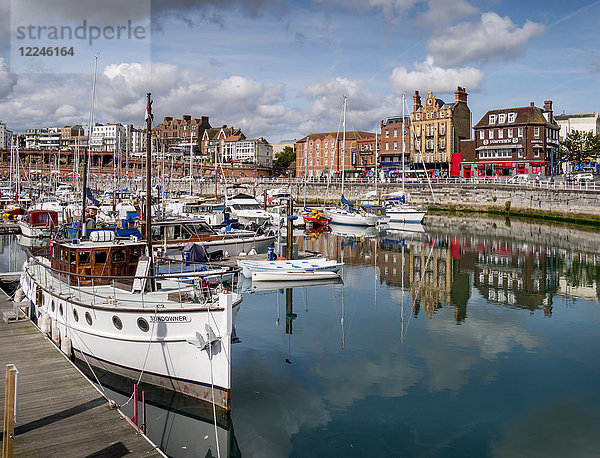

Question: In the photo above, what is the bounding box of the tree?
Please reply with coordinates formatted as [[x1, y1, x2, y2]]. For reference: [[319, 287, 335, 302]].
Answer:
[[275, 146, 296, 170]]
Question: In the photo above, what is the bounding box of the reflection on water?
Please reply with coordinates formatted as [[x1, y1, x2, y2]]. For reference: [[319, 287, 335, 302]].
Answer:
[[4, 214, 600, 456]]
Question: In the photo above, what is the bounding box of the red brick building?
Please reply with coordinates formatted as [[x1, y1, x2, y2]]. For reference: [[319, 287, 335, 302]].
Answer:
[[155, 115, 212, 149], [295, 131, 375, 178], [460, 101, 560, 179]]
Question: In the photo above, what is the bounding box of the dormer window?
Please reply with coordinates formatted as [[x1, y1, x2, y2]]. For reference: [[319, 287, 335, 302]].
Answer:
[[489, 114, 497, 124], [498, 114, 506, 123], [508, 113, 516, 123]]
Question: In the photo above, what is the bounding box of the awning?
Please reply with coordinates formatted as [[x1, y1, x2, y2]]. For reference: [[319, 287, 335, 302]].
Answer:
[[476, 145, 521, 151]]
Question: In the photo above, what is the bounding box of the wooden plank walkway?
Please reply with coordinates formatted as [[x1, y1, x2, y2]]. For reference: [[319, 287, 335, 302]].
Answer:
[[0, 289, 164, 457]]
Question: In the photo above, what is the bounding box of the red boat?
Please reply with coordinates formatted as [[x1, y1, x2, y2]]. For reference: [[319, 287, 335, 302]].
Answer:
[[302, 209, 332, 227]]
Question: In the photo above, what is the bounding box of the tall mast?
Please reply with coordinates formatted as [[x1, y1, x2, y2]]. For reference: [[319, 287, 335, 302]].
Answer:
[[81, 55, 98, 236], [189, 132, 193, 195], [145, 93, 155, 289], [402, 93, 406, 196], [341, 96, 347, 198]]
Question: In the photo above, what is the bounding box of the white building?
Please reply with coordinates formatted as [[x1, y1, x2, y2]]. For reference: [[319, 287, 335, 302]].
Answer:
[[38, 127, 62, 150], [126, 125, 146, 153], [222, 137, 273, 167], [554, 112, 600, 139], [0, 121, 10, 149], [90, 123, 126, 152]]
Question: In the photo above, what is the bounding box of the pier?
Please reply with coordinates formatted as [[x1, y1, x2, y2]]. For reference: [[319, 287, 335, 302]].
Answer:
[[0, 280, 164, 457]]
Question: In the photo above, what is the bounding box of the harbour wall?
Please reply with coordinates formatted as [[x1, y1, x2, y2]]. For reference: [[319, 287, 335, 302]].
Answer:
[[201, 182, 600, 220]]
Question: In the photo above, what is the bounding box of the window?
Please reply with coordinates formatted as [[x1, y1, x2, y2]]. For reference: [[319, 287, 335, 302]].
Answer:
[[137, 318, 149, 332], [508, 128, 513, 138], [416, 114, 420, 120], [79, 251, 90, 265], [480, 131, 485, 140], [85, 312, 93, 326], [385, 142, 389, 150], [73, 309, 79, 322], [499, 114, 506, 123], [508, 113, 516, 122], [112, 316, 123, 330], [416, 126, 421, 136], [489, 114, 497, 124], [316, 157, 320, 165], [534, 126, 540, 137], [393, 142, 398, 150], [130, 248, 139, 262], [489, 130, 494, 139], [393, 129, 397, 137], [112, 250, 125, 263], [440, 138, 445, 149], [440, 123, 445, 135], [385, 131, 389, 138], [498, 129, 503, 139], [324, 157, 328, 165], [518, 127, 523, 137]]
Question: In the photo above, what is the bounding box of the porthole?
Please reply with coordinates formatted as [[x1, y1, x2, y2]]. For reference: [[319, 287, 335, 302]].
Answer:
[[85, 312, 93, 326], [137, 318, 149, 332], [73, 309, 79, 322], [112, 316, 123, 330], [51, 301, 55, 312], [59, 304, 63, 316]]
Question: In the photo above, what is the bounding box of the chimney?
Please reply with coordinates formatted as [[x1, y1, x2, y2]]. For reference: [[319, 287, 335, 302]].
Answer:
[[201, 116, 209, 125], [454, 86, 468, 104], [413, 90, 422, 113], [164, 116, 173, 123], [530, 102, 535, 107], [182, 115, 191, 122], [543, 100, 553, 122]]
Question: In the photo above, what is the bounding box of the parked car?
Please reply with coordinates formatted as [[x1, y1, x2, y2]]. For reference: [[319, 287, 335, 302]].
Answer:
[[573, 173, 594, 182]]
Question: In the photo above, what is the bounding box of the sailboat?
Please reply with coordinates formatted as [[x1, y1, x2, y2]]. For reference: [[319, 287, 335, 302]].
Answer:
[[17, 92, 242, 411], [384, 93, 427, 224], [324, 96, 382, 227]]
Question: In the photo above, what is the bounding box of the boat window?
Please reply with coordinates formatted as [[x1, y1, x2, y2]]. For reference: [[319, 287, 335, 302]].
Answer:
[[137, 317, 149, 332], [79, 251, 90, 265], [70, 250, 76, 264], [73, 308, 79, 322], [59, 304, 63, 316], [189, 223, 213, 235], [85, 312, 93, 326], [112, 316, 123, 330], [94, 251, 107, 264], [130, 248, 139, 262], [112, 249, 125, 263], [51, 300, 55, 312]]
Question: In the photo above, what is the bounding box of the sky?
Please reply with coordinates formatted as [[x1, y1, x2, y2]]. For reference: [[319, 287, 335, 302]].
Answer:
[[0, 0, 599, 143]]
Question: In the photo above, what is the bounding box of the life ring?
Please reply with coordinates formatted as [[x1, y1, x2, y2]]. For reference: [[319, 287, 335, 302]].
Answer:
[[2, 213, 8, 220], [360, 210, 366, 217]]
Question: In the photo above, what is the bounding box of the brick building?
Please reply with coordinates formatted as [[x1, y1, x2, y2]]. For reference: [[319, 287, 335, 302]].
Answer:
[[295, 131, 375, 178], [155, 115, 212, 150], [410, 87, 471, 176], [202, 125, 245, 163], [460, 101, 560, 179], [378, 116, 410, 175]]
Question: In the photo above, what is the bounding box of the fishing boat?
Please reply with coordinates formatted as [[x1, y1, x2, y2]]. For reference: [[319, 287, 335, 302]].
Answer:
[[301, 208, 331, 228]]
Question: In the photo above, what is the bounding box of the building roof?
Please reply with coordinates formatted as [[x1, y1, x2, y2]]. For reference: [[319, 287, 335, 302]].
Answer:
[[474, 106, 558, 129], [297, 131, 374, 143], [554, 113, 599, 121]]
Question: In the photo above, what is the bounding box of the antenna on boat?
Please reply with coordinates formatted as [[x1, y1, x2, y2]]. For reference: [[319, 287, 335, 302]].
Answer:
[[145, 92, 155, 290]]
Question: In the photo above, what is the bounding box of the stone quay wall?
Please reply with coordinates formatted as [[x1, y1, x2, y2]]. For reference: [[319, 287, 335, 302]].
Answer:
[[201, 181, 600, 220]]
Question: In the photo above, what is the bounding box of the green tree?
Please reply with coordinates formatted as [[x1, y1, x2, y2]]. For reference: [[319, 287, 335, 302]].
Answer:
[[559, 131, 600, 165], [275, 145, 296, 170]]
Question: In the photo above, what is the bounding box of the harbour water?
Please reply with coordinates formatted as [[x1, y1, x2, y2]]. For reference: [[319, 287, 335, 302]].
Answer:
[[3, 213, 600, 457]]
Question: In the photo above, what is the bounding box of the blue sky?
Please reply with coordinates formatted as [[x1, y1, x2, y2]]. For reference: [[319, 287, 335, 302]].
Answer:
[[0, 0, 598, 142]]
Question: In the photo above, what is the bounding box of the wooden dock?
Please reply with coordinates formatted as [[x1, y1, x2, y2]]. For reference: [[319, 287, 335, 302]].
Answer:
[[0, 286, 164, 457]]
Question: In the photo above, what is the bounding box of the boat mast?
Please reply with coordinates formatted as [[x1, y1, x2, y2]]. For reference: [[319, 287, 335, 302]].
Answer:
[[145, 92, 155, 288], [81, 55, 98, 237], [189, 132, 193, 195], [341, 96, 347, 198], [402, 92, 406, 197]]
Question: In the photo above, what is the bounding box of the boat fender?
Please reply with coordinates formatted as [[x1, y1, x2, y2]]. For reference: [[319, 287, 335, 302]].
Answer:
[[51, 320, 60, 344], [61, 336, 72, 357], [40, 313, 51, 335], [239, 251, 247, 256], [248, 248, 257, 256], [14, 287, 24, 303]]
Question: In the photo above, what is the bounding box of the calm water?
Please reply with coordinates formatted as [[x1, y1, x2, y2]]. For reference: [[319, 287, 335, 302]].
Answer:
[[4, 214, 600, 457]]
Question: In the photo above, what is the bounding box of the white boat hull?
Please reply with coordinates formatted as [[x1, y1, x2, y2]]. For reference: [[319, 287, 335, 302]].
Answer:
[[252, 270, 340, 281], [387, 209, 426, 224], [324, 208, 380, 226], [20, 260, 238, 410], [18, 222, 52, 238]]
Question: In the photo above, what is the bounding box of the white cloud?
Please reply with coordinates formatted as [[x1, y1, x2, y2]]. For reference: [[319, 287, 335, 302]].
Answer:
[[315, 0, 420, 22], [299, 77, 402, 135], [389, 56, 484, 94], [416, 0, 477, 27], [0, 58, 17, 101], [427, 12, 546, 67]]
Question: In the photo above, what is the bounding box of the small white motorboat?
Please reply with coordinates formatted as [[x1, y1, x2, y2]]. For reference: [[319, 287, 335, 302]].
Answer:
[[251, 270, 340, 281], [237, 257, 343, 278]]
